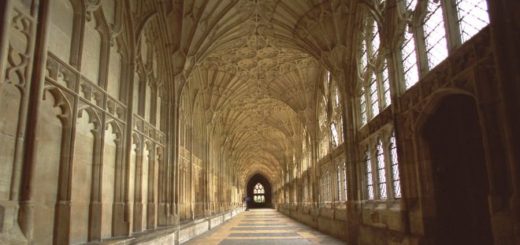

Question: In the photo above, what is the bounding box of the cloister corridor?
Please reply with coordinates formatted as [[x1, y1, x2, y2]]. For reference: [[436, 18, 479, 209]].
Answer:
[[184, 209, 344, 245], [0, 0, 519, 244]]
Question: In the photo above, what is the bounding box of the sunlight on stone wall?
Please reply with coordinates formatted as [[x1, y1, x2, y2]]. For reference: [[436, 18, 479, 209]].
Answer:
[[32, 91, 63, 244], [70, 111, 95, 244], [48, 0, 73, 63]]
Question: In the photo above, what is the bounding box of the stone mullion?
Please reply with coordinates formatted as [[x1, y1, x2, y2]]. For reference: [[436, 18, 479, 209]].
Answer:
[[412, 2, 430, 76], [440, 0, 462, 51]]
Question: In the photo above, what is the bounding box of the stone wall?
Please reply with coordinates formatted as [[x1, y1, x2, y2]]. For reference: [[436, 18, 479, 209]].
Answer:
[[278, 25, 518, 245], [0, 0, 243, 244]]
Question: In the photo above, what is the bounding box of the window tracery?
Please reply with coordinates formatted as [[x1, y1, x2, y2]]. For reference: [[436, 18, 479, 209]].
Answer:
[[358, 13, 391, 127], [399, 0, 490, 89], [336, 158, 348, 202], [319, 71, 344, 156], [362, 129, 401, 200]]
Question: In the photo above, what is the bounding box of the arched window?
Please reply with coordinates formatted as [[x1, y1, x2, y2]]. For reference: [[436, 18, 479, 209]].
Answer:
[[363, 131, 402, 200], [400, 0, 489, 89], [320, 71, 344, 153], [253, 183, 265, 203], [357, 13, 391, 127]]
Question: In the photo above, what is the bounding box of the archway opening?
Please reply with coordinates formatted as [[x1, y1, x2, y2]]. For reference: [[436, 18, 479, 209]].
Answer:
[[422, 95, 493, 245], [247, 174, 272, 209]]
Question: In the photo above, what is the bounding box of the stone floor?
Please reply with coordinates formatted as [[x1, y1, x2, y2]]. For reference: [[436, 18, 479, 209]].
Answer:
[[184, 209, 346, 245]]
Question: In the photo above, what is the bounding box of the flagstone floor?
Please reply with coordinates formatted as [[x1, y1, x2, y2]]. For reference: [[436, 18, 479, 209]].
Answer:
[[184, 209, 346, 245]]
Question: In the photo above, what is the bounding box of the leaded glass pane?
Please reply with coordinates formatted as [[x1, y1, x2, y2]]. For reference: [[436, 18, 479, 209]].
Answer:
[[360, 86, 367, 126], [456, 0, 489, 43], [370, 20, 380, 58], [366, 152, 374, 200], [390, 134, 402, 198], [367, 186, 374, 200], [405, 0, 417, 9], [370, 74, 379, 117], [360, 40, 368, 73], [382, 60, 391, 107], [376, 141, 387, 199], [402, 29, 419, 89], [424, 0, 448, 69]]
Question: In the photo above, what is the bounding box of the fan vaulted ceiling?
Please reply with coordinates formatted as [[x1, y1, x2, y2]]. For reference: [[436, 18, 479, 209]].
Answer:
[[172, 0, 354, 186]]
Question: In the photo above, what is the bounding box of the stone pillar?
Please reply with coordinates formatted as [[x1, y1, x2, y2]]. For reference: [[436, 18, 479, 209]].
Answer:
[[18, 0, 52, 242], [120, 60, 136, 237]]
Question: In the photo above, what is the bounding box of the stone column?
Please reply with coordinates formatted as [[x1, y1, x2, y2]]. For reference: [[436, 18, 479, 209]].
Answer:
[[121, 61, 136, 236], [18, 0, 51, 242]]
